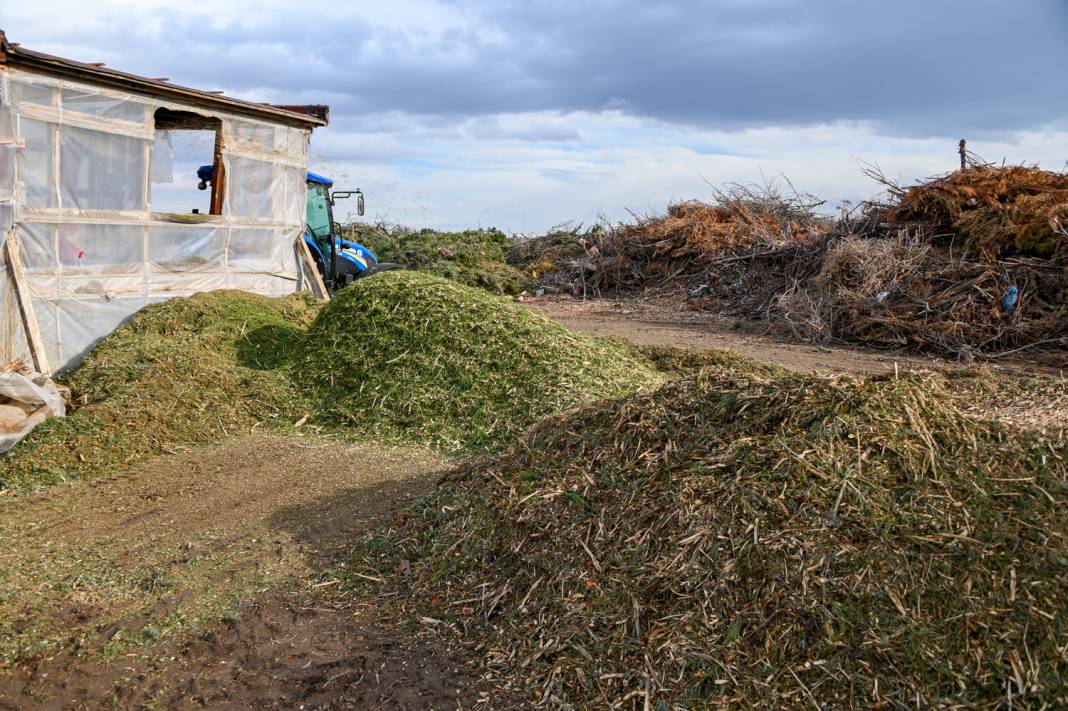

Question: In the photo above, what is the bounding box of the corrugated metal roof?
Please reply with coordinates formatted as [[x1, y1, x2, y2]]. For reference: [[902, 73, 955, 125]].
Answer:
[[0, 30, 328, 128]]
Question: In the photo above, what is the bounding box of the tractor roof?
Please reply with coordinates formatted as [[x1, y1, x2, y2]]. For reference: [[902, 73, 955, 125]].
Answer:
[[198, 164, 334, 187]]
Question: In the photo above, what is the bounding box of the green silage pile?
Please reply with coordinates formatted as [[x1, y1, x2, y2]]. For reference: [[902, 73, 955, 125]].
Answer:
[[353, 225, 532, 295], [299, 271, 659, 450], [0, 291, 320, 489], [2, 272, 656, 488]]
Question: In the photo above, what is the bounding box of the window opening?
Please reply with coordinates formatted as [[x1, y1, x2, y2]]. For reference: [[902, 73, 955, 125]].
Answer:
[[151, 108, 223, 217]]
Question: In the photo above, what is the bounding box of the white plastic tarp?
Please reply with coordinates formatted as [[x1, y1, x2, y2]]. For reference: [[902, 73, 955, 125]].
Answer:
[[0, 68, 311, 373], [0, 371, 66, 453]]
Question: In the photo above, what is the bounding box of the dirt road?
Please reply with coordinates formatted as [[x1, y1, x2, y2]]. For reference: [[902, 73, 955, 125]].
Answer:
[[529, 297, 1063, 378], [0, 435, 512, 709]]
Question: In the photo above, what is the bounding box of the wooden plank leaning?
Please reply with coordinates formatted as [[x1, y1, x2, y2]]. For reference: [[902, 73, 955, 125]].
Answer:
[[295, 236, 331, 302], [3, 231, 50, 375]]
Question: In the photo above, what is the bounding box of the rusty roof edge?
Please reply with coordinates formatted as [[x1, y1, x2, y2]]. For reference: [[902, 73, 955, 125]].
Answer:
[[0, 30, 328, 129]]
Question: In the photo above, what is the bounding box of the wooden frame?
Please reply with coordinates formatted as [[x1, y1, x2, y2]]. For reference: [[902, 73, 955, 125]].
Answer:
[[3, 232, 49, 374], [0, 31, 326, 131], [152, 108, 226, 216]]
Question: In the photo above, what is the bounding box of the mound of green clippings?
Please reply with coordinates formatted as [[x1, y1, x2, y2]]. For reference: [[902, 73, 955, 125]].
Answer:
[[353, 225, 533, 295], [0, 291, 320, 489], [1, 273, 657, 488], [299, 271, 659, 450], [348, 362, 1068, 708]]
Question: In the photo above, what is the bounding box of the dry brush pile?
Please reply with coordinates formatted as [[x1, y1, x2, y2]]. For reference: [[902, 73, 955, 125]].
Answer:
[[511, 182, 826, 298], [348, 361, 1068, 708], [773, 165, 1068, 357], [512, 165, 1068, 360], [882, 164, 1068, 259]]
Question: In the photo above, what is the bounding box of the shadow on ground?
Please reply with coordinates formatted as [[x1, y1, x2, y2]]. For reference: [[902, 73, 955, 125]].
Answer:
[[0, 438, 522, 710]]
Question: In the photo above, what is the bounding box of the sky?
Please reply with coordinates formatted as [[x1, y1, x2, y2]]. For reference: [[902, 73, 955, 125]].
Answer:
[[4, 0, 1068, 232]]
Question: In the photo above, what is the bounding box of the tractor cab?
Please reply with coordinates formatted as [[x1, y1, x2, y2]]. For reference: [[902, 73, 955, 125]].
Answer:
[[196, 165, 393, 292]]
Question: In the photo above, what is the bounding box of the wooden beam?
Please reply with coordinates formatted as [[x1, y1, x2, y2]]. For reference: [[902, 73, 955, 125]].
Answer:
[[295, 236, 330, 302], [269, 104, 330, 123], [209, 125, 225, 216], [5, 46, 327, 129], [3, 232, 50, 374]]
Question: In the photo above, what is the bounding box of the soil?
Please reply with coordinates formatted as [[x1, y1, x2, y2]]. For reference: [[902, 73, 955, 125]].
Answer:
[[3, 593, 513, 710], [526, 295, 1067, 378], [0, 435, 524, 710]]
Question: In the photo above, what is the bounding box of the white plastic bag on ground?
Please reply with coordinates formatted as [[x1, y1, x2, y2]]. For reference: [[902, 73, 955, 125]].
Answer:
[[0, 372, 66, 453]]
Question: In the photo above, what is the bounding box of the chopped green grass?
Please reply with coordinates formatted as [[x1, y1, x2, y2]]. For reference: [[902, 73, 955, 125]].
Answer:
[[353, 225, 533, 294], [624, 341, 787, 377], [297, 271, 661, 450], [0, 291, 320, 490], [2, 274, 657, 488], [347, 360, 1068, 708]]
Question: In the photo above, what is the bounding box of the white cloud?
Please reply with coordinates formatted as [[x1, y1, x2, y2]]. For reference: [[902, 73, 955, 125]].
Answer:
[[6, 0, 1067, 234], [310, 112, 1068, 233]]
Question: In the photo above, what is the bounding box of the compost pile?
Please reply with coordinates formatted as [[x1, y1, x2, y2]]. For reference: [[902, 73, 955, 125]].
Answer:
[[1, 273, 655, 487], [298, 271, 658, 450], [351, 224, 532, 295], [0, 291, 318, 489], [514, 166, 1068, 359], [773, 165, 1068, 357], [510, 183, 826, 295], [352, 361, 1068, 708]]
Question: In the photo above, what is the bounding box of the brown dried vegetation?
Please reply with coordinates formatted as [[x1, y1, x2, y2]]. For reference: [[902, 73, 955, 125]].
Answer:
[[350, 360, 1068, 708], [883, 165, 1068, 259], [512, 166, 1068, 359]]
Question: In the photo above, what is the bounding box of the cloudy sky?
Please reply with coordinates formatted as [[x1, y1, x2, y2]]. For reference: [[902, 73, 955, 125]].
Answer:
[[5, 1, 1068, 232]]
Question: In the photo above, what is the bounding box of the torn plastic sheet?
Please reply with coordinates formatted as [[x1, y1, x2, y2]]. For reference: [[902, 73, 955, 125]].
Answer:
[[0, 371, 66, 453]]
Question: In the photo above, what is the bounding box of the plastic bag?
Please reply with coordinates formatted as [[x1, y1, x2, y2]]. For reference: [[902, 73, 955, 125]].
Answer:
[[0, 372, 67, 453]]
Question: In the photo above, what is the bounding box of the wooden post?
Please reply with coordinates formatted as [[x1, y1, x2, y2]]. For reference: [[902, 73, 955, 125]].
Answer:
[[295, 236, 330, 302], [3, 232, 50, 374], [959, 139, 967, 172], [209, 125, 225, 215]]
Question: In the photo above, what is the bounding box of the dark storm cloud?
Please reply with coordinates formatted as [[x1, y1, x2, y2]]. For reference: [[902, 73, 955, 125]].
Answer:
[[9, 0, 1068, 136]]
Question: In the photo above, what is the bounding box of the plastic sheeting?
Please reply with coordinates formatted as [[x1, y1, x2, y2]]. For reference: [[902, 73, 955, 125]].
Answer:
[[0, 371, 66, 453], [0, 68, 312, 373], [0, 77, 19, 367]]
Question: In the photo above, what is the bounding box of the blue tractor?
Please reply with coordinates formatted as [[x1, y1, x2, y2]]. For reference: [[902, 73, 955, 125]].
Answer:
[[197, 165, 401, 292]]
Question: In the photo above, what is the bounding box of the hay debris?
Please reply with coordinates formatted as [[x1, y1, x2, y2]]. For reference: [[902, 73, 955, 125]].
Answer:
[[0, 291, 319, 489], [349, 360, 1068, 708], [1, 359, 29, 375]]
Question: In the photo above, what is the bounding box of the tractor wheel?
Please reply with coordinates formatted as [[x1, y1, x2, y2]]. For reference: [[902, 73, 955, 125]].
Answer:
[[356, 263, 406, 279]]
